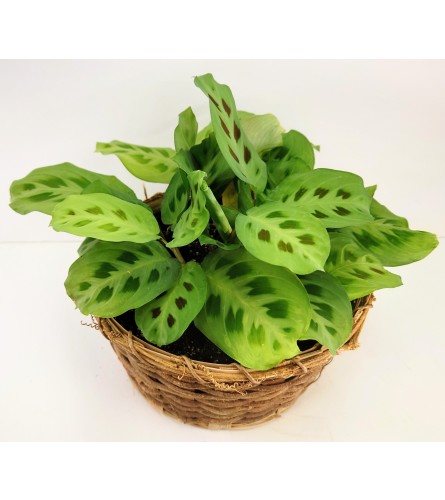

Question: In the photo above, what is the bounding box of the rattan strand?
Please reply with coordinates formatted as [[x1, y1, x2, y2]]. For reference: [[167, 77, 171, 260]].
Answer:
[[97, 294, 374, 429]]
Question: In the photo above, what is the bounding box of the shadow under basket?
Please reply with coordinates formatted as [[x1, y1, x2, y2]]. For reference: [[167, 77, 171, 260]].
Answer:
[[96, 294, 375, 430]]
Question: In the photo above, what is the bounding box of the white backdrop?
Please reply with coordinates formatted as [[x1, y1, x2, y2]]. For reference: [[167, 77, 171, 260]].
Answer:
[[1, 60, 444, 442], [2, 60, 444, 241]]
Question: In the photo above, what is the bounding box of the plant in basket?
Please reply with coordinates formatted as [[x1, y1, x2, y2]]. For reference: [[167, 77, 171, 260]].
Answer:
[[9, 74, 438, 428]]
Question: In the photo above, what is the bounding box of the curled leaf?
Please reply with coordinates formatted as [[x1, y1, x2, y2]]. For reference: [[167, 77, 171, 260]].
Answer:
[[96, 140, 177, 183]]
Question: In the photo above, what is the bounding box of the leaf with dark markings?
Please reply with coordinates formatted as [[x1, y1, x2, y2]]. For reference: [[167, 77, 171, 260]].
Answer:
[[77, 237, 99, 256], [194, 74, 267, 192], [51, 193, 160, 243], [264, 130, 315, 188], [190, 134, 234, 196], [167, 170, 210, 248], [268, 168, 373, 228], [340, 219, 438, 267], [299, 271, 353, 355], [9, 163, 136, 216], [195, 110, 254, 145], [65, 241, 181, 317], [135, 262, 207, 346], [324, 233, 402, 300], [235, 201, 330, 274], [96, 140, 178, 183], [195, 248, 311, 370], [198, 233, 241, 250], [174, 107, 198, 152], [81, 180, 149, 210], [366, 186, 409, 227], [161, 169, 190, 225]]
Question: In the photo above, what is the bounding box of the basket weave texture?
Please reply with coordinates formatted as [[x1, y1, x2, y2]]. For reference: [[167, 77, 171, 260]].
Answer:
[[97, 294, 374, 429]]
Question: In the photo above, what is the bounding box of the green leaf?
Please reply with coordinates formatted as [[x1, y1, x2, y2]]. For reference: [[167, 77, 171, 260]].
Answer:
[[198, 233, 241, 250], [264, 130, 315, 187], [235, 201, 330, 274], [77, 237, 99, 256], [80, 179, 148, 210], [237, 179, 254, 213], [268, 168, 373, 228], [324, 233, 402, 300], [190, 134, 234, 196], [221, 205, 239, 227], [195, 248, 311, 370], [51, 193, 160, 243], [195, 110, 255, 145], [65, 240, 181, 317], [96, 140, 178, 183], [174, 107, 198, 152], [167, 171, 210, 248], [194, 73, 267, 192], [240, 113, 284, 153], [135, 262, 207, 346], [366, 186, 409, 227], [340, 220, 439, 267], [9, 162, 136, 216], [299, 271, 353, 355], [160, 169, 190, 225]]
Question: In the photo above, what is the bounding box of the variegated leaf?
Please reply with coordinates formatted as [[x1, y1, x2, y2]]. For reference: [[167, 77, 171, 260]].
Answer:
[[324, 233, 402, 300], [65, 240, 181, 317], [51, 193, 160, 243], [81, 180, 148, 210], [77, 237, 99, 256], [160, 169, 190, 225], [366, 186, 409, 227], [96, 140, 178, 183], [135, 262, 207, 346], [195, 111, 255, 145], [268, 168, 373, 228], [264, 130, 315, 188], [235, 201, 330, 274], [340, 220, 439, 267], [9, 162, 136, 216], [195, 248, 311, 370], [167, 171, 209, 248], [194, 74, 267, 192], [240, 113, 284, 153], [198, 233, 241, 250], [299, 271, 353, 355], [174, 107, 198, 152], [190, 134, 235, 196]]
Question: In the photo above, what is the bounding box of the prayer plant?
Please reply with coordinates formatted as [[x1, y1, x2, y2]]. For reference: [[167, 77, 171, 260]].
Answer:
[[10, 74, 438, 370]]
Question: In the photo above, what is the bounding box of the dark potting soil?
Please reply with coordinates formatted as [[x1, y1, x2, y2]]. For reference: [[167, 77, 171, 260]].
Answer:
[[115, 309, 237, 364]]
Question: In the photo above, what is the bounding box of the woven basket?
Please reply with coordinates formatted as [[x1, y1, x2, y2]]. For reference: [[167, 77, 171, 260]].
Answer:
[[97, 294, 374, 429]]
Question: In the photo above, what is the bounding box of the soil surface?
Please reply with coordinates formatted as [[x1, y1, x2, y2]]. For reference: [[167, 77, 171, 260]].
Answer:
[[115, 309, 237, 364]]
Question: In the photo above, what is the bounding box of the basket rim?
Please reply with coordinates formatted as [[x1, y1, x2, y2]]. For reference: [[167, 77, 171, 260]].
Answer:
[[96, 294, 375, 380]]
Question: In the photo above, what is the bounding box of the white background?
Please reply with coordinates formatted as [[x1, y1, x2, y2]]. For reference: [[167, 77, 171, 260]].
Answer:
[[1, 60, 444, 441]]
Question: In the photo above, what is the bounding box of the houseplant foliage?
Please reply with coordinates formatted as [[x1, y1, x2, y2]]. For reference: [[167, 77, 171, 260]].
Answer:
[[10, 74, 438, 371]]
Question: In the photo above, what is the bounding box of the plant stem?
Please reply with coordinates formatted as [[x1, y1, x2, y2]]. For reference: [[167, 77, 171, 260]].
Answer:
[[160, 236, 185, 264], [201, 181, 233, 241]]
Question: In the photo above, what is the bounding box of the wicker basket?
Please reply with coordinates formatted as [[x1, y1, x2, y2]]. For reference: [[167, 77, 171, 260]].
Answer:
[[97, 294, 374, 429]]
